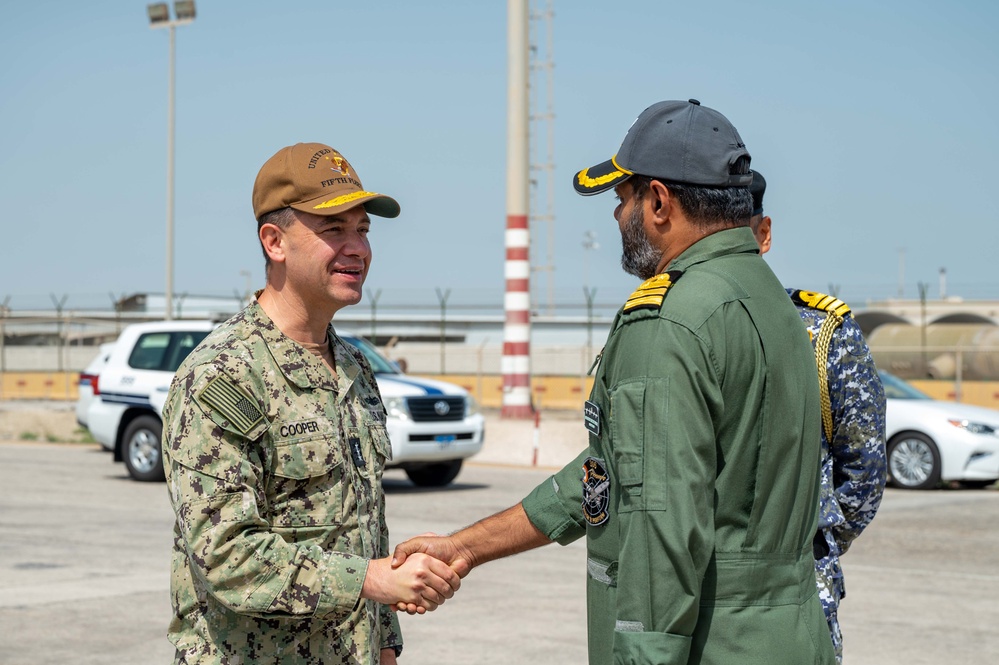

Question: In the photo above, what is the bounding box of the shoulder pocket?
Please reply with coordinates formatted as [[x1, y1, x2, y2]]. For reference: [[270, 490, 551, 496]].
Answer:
[[610, 379, 647, 492], [367, 423, 392, 462]]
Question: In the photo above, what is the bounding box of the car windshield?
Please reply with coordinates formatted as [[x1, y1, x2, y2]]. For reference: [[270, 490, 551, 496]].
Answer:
[[340, 335, 400, 374], [879, 371, 931, 400]]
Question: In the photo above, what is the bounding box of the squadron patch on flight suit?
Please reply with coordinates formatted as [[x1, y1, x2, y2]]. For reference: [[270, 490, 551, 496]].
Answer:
[[623, 270, 683, 312], [582, 457, 611, 526]]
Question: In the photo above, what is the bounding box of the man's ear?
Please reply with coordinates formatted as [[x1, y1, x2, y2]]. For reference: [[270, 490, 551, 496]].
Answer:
[[755, 215, 773, 255], [647, 179, 672, 223], [259, 223, 287, 264]]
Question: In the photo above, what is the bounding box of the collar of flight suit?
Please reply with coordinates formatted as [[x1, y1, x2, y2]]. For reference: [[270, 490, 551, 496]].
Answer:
[[665, 225, 760, 274]]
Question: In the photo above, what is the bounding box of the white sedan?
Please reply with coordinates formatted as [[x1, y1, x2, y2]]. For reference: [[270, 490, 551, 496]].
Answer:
[[882, 371, 999, 489]]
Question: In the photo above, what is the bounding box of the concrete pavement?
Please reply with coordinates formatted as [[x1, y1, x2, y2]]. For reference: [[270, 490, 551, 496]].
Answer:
[[1, 419, 997, 663]]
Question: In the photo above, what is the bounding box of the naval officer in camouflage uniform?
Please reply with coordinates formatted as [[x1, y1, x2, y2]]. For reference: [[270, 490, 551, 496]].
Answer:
[[750, 170, 887, 662], [392, 101, 836, 664], [162, 143, 461, 665]]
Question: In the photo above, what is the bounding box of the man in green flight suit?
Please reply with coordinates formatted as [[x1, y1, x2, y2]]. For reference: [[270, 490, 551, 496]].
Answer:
[[392, 100, 836, 664]]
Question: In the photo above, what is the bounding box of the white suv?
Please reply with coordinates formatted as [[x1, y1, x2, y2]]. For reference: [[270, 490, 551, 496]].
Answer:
[[83, 321, 484, 485], [85, 321, 216, 480], [341, 333, 485, 486]]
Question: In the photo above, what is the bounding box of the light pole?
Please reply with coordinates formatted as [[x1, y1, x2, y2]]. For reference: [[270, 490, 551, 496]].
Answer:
[[582, 230, 599, 290], [239, 269, 252, 303], [148, 1, 196, 320], [582, 230, 599, 355]]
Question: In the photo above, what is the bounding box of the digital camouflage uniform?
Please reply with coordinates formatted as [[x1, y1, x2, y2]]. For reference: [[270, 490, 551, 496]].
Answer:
[[788, 289, 887, 663], [162, 300, 402, 665], [522, 228, 836, 665]]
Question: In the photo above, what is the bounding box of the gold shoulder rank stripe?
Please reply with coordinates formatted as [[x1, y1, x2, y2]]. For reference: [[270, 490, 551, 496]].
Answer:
[[623, 270, 683, 312], [197, 375, 263, 435], [790, 289, 851, 318]]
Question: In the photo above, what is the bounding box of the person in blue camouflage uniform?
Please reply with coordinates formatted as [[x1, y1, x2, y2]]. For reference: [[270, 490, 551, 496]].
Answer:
[[162, 143, 461, 665], [750, 170, 887, 662]]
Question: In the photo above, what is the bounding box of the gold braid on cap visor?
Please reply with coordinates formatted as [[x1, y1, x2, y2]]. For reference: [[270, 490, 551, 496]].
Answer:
[[576, 155, 633, 189], [313, 190, 382, 210]]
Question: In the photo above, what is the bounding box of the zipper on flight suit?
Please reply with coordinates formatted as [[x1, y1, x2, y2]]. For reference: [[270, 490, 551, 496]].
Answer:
[[587, 348, 605, 376]]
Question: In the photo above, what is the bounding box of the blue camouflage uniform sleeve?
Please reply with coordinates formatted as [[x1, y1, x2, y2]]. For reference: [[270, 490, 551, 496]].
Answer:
[[827, 316, 887, 552]]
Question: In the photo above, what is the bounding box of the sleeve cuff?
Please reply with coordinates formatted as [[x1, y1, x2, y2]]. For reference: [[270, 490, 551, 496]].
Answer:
[[522, 473, 585, 546], [613, 630, 691, 664], [379, 604, 403, 655], [315, 551, 368, 618]]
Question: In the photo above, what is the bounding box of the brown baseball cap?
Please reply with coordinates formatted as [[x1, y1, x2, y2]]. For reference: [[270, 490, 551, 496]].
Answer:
[[252, 142, 400, 221]]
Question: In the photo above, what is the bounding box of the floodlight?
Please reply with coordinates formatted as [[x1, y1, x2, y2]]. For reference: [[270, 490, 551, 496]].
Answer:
[[147, 3, 169, 24], [174, 1, 196, 21]]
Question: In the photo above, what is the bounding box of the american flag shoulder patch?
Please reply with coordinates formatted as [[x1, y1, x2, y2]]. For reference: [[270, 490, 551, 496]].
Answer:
[[197, 375, 263, 435]]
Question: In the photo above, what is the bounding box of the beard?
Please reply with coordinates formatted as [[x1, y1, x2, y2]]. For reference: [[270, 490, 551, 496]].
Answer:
[[620, 203, 663, 280]]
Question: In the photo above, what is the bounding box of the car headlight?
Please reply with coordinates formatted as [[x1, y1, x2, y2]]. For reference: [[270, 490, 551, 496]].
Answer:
[[383, 396, 410, 421], [948, 419, 997, 436], [465, 394, 480, 417]]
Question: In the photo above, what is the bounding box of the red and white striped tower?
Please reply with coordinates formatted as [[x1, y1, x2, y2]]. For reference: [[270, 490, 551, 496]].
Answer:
[[501, 0, 532, 418]]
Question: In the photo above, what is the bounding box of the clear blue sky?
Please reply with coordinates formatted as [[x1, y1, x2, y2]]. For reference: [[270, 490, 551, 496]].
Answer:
[[2, 0, 997, 313]]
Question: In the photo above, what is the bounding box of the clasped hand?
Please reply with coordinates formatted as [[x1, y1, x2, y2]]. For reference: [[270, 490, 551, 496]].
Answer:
[[388, 533, 474, 615], [363, 548, 462, 614]]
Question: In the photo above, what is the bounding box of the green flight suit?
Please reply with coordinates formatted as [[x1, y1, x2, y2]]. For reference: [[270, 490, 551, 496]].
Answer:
[[523, 228, 835, 665]]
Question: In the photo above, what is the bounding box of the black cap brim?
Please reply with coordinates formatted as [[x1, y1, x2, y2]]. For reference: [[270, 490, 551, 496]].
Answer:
[[573, 158, 633, 196]]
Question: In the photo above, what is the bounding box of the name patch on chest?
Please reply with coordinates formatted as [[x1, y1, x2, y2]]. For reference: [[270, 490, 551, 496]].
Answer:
[[277, 420, 321, 439], [582, 457, 611, 527]]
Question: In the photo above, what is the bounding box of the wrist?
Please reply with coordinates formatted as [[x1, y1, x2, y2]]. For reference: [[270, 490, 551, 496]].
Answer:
[[360, 557, 389, 604]]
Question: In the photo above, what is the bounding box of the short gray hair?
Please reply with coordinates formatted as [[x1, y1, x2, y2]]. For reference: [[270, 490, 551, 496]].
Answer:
[[257, 207, 298, 272], [631, 175, 753, 231]]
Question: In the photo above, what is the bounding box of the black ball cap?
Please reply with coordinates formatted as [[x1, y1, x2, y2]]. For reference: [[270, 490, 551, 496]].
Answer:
[[688, 99, 701, 105], [750, 169, 767, 215]]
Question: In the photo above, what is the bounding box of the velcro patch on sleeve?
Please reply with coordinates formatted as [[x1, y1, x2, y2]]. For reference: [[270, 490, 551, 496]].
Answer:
[[196, 375, 263, 436], [623, 270, 683, 312], [790, 289, 852, 317]]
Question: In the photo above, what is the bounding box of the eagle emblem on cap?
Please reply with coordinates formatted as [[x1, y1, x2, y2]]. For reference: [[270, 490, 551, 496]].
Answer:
[[327, 154, 351, 177]]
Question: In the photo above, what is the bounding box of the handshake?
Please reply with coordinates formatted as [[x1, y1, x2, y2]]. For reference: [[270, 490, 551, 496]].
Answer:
[[362, 504, 549, 614], [361, 533, 473, 615]]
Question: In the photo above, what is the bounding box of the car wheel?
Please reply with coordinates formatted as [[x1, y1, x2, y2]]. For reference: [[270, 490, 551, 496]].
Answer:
[[887, 432, 941, 490], [405, 460, 463, 487], [122, 415, 165, 482]]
